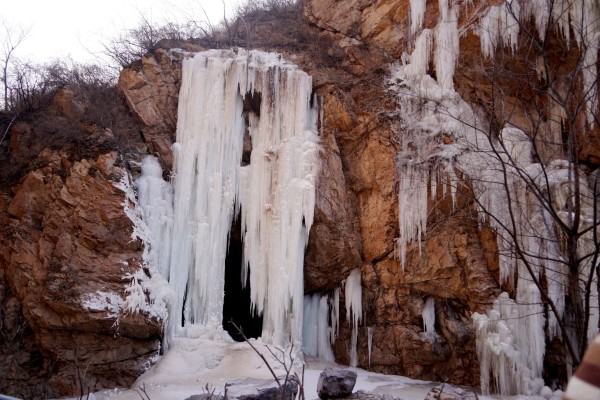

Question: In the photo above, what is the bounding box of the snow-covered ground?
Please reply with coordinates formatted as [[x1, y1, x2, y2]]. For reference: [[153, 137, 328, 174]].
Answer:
[[79, 329, 556, 400]]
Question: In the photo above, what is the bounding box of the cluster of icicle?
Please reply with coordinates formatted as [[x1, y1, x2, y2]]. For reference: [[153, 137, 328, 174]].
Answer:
[[302, 268, 364, 367], [477, 0, 600, 125], [133, 49, 320, 351], [394, 0, 600, 396]]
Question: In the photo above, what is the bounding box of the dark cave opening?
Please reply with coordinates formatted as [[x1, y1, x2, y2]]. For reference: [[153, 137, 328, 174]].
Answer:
[[222, 216, 263, 341]]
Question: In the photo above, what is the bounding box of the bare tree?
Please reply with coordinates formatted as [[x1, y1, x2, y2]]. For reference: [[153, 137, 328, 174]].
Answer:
[[466, 0, 600, 366], [101, 13, 191, 69], [0, 20, 30, 111]]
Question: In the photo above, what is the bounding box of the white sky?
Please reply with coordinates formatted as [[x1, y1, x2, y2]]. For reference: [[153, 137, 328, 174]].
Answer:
[[1, 0, 242, 65]]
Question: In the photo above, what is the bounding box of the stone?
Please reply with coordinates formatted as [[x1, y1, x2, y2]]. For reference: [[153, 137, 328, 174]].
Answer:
[[225, 376, 300, 400], [423, 384, 478, 400], [118, 48, 186, 169], [51, 87, 85, 119], [317, 368, 357, 399]]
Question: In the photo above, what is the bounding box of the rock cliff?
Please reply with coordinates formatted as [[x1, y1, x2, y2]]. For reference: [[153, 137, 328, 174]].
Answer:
[[2, 0, 599, 397]]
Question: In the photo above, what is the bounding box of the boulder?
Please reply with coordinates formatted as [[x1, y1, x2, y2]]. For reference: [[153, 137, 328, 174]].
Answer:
[[317, 368, 357, 399]]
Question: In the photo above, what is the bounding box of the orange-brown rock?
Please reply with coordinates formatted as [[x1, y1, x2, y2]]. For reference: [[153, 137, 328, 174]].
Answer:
[[0, 149, 160, 397], [118, 48, 189, 169]]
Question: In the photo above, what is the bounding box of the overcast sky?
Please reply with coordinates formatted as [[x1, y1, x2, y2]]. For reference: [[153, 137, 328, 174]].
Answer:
[[1, 0, 241, 65]]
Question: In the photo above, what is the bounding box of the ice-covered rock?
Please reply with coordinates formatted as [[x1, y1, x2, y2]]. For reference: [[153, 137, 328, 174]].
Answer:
[[423, 384, 478, 400], [317, 368, 357, 399]]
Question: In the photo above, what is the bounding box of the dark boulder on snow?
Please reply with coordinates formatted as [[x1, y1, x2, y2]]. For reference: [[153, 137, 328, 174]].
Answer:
[[224, 376, 300, 400], [423, 384, 478, 400], [317, 368, 358, 399]]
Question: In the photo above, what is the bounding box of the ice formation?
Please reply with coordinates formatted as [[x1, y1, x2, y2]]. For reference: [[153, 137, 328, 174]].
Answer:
[[394, 0, 600, 394], [131, 49, 319, 351], [422, 297, 436, 335], [345, 268, 363, 367], [367, 327, 373, 366], [434, 1, 459, 91], [302, 282, 362, 366], [302, 294, 335, 362], [136, 156, 174, 279], [410, 0, 427, 34], [479, 0, 600, 125], [330, 288, 340, 344], [114, 169, 176, 323]]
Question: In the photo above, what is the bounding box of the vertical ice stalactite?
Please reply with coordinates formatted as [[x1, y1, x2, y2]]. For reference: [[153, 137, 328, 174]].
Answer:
[[330, 288, 340, 344], [237, 51, 320, 346], [483, 0, 600, 125], [397, 164, 429, 268], [162, 49, 319, 348], [135, 156, 174, 280], [391, 0, 600, 396], [118, 160, 177, 350], [345, 269, 363, 367], [409, 0, 427, 34], [422, 297, 436, 336], [434, 1, 459, 92], [170, 51, 246, 335], [405, 29, 433, 79], [367, 327, 373, 367], [302, 294, 335, 361], [479, 2, 520, 58]]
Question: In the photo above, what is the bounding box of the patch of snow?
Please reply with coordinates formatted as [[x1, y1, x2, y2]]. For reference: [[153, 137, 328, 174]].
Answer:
[[82, 290, 122, 318]]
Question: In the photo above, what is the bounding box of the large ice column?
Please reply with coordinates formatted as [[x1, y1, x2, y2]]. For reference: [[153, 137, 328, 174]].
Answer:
[[165, 49, 319, 347], [170, 50, 247, 333], [237, 51, 320, 346]]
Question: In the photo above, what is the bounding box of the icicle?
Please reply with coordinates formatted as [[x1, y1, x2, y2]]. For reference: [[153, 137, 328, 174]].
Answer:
[[117, 165, 176, 350], [330, 288, 340, 344], [406, 29, 433, 78], [135, 156, 174, 280], [479, 2, 520, 58], [473, 292, 545, 396], [410, 0, 427, 34], [422, 297, 436, 334], [434, 2, 459, 91], [345, 269, 362, 367], [302, 294, 335, 362], [397, 164, 429, 269], [367, 327, 373, 367]]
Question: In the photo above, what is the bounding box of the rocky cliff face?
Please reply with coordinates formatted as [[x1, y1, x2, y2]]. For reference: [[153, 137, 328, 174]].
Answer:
[[0, 90, 161, 397], [115, 2, 503, 387], [3, 0, 597, 396]]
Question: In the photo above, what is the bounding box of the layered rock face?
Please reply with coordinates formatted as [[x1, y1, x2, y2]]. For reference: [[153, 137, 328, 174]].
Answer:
[[0, 91, 160, 396]]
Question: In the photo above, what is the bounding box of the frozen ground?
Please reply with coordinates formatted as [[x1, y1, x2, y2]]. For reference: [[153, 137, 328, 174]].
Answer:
[[79, 329, 555, 400]]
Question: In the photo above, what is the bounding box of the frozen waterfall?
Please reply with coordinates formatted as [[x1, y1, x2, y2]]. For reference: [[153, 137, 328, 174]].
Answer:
[[134, 49, 320, 351]]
